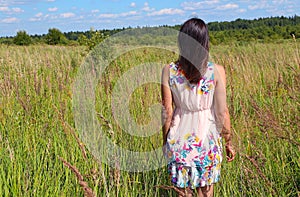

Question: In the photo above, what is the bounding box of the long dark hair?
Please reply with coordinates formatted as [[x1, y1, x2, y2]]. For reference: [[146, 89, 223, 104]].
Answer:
[[177, 18, 209, 84]]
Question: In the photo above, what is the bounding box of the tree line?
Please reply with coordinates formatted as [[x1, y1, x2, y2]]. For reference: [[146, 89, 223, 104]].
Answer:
[[0, 15, 299, 47]]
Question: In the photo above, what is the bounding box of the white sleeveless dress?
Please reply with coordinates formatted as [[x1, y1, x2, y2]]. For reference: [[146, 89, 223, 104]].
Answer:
[[165, 62, 223, 188]]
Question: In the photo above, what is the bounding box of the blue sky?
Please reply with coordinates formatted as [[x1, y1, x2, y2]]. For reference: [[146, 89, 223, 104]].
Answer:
[[0, 0, 299, 36]]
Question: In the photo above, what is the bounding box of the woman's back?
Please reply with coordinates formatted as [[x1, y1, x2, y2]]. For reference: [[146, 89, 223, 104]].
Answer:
[[165, 61, 223, 188], [169, 61, 215, 112]]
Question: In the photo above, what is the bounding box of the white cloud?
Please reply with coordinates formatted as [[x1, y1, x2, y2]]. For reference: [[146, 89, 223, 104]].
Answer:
[[248, 0, 269, 10], [0, 6, 24, 13], [99, 11, 138, 19], [142, 2, 154, 12], [99, 13, 117, 18], [238, 8, 247, 13], [12, 7, 24, 12], [217, 3, 239, 10], [91, 9, 99, 13], [181, 0, 219, 11], [47, 0, 55, 2], [29, 17, 40, 21], [272, 0, 287, 4], [35, 12, 42, 17], [130, 2, 136, 8], [0, 6, 9, 11], [147, 8, 184, 16], [285, 9, 294, 13], [247, 0, 297, 15], [1, 0, 41, 6], [2, 17, 18, 23], [60, 12, 75, 18], [248, 4, 263, 10], [29, 12, 42, 21], [48, 7, 57, 12], [120, 11, 137, 17], [248, 4, 258, 10]]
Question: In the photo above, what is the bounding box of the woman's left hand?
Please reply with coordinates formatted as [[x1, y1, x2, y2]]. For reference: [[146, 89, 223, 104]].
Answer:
[[225, 144, 236, 162]]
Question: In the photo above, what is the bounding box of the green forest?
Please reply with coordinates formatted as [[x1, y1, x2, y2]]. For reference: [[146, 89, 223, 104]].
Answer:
[[1, 15, 299, 47]]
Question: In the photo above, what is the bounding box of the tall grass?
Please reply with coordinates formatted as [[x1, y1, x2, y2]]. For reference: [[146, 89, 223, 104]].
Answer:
[[0, 41, 299, 196]]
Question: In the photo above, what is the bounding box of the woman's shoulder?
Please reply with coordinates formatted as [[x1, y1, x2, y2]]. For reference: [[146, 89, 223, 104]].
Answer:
[[163, 62, 177, 70], [214, 63, 225, 72], [162, 63, 172, 80], [162, 63, 171, 74], [212, 63, 226, 83], [163, 62, 180, 76], [208, 62, 223, 70]]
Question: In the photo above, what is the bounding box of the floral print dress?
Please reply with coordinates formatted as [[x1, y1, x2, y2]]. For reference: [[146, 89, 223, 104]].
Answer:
[[165, 62, 222, 189]]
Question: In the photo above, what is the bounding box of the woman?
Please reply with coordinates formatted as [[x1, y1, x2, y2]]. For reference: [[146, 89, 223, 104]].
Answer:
[[161, 18, 235, 197]]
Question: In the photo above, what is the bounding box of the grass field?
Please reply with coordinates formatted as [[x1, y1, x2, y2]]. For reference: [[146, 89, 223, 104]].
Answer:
[[0, 40, 299, 196]]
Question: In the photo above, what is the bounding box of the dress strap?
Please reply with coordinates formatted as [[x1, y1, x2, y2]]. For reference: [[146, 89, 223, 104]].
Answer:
[[205, 62, 214, 82]]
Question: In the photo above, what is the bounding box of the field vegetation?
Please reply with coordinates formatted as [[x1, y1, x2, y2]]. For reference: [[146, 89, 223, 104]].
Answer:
[[0, 16, 299, 196]]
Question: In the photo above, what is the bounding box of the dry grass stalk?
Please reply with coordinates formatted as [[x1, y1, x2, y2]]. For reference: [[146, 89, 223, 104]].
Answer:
[[45, 54, 51, 68], [14, 81, 31, 113], [226, 62, 236, 118], [250, 99, 300, 147], [59, 157, 95, 197], [96, 113, 114, 135], [53, 105, 87, 159], [108, 156, 121, 196], [277, 73, 283, 89], [6, 138, 14, 162], [46, 76, 52, 97], [276, 136, 300, 147], [277, 66, 299, 100], [2, 73, 13, 96], [243, 154, 277, 196], [114, 158, 120, 196], [33, 70, 40, 95], [291, 34, 300, 66], [46, 138, 51, 155], [99, 165, 109, 196]]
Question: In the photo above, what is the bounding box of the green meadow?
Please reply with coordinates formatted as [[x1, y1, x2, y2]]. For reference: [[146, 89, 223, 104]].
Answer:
[[0, 40, 299, 196]]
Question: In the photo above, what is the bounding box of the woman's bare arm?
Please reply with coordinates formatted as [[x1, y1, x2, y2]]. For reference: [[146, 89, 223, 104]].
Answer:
[[161, 65, 173, 145], [214, 64, 235, 162]]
